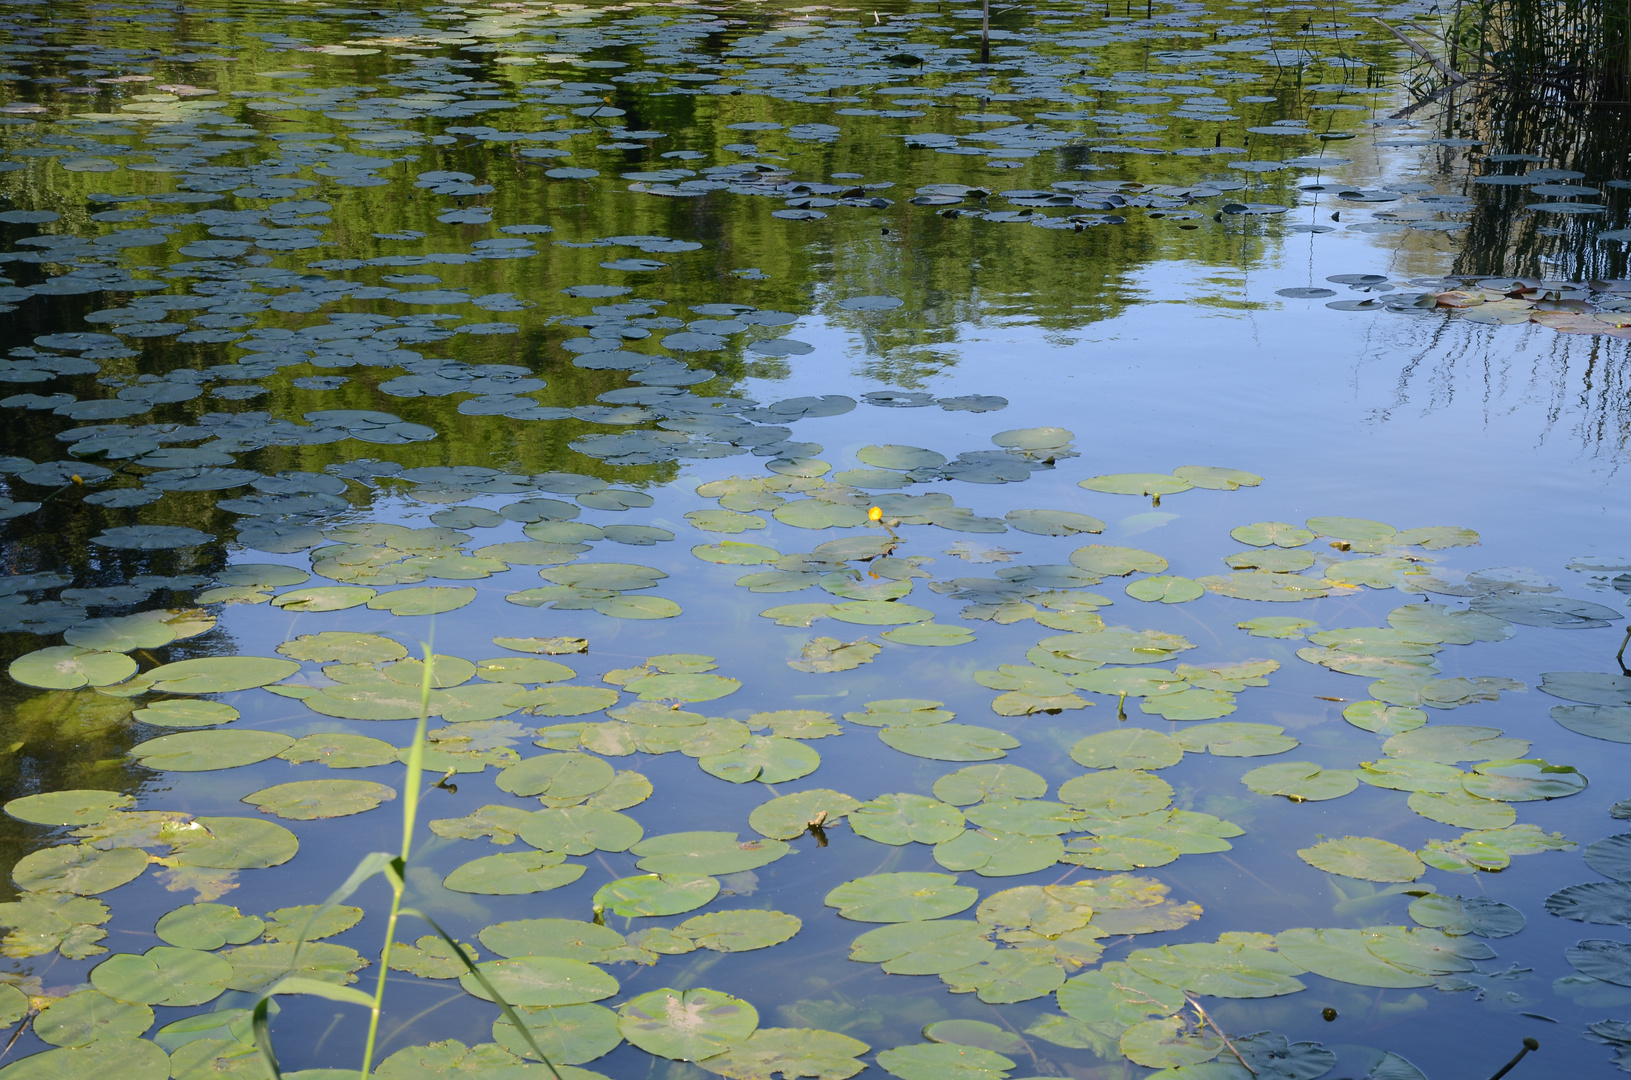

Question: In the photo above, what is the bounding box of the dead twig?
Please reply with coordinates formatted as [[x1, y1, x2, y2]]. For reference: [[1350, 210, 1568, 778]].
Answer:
[[1184, 994, 1256, 1076], [1372, 17, 1467, 84]]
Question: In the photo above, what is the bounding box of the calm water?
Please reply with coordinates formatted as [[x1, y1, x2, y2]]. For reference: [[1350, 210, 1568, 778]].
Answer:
[[0, 1, 1629, 1079]]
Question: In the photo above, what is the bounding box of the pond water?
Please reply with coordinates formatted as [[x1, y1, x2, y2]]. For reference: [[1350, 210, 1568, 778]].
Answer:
[[0, 1, 1630, 1079]]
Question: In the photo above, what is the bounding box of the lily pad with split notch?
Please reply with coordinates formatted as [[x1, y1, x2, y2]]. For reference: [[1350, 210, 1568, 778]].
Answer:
[[5, 790, 133, 827], [1298, 837, 1424, 882], [11, 845, 148, 895], [876, 1041, 1013, 1080], [243, 779, 397, 820], [881, 724, 1019, 761], [1462, 758, 1587, 801], [1070, 546, 1169, 577], [89, 946, 231, 1007], [518, 808, 643, 854], [1241, 761, 1357, 801], [934, 765, 1047, 806], [850, 920, 994, 975], [1079, 474, 1192, 497], [489, 1002, 622, 1065], [367, 586, 476, 616], [632, 831, 790, 876], [700, 736, 820, 783], [9, 647, 136, 690], [1006, 509, 1104, 536], [858, 445, 946, 471], [461, 956, 619, 1008], [594, 874, 720, 917], [825, 872, 978, 922], [1071, 729, 1183, 770], [678, 910, 801, 952], [271, 587, 376, 612], [131, 730, 296, 771], [154, 904, 265, 950], [1408, 894, 1525, 937], [1058, 770, 1173, 815], [618, 987, 758, 1062], [749, 790, 861, 840], [444, 852, 586, 894], [32, 989, 152, 1047]]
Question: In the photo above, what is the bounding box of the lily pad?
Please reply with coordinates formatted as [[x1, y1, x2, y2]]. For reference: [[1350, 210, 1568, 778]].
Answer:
[[90, 946, 231, 1006], [368, 586, 476, 615], [876, 1042, 1013, 1080], [1307, 516, 1396, 542], [882, 623, 976, 647], [1126, 576, 1203, 604], [271, 587, 377, 612], [1070, 545, 1168, 577], [5, 790, 133, 826], [1568, 939, 1631, 986], [0, 1038, 170, 1080], [881, 724, 1019, 761], [33, 989, 151, 1047], [1462, 758, 1587, 801], [749, 790, 861, 840], [1071, 730, 1183, 770], [1274, 928, 1428, 988], [1231, 522, 1316, 548], [134, 701, 239, 729], [679, 910, 801, 953], [131, 730, 296, 771], [1006, 509, 1105, 536], [1408, 894, 1525, 937], [700, 737, 820, 783], [824, 872, 979, 922], [933, 765, 1047, 806], [9, 647, 136, 690], [850, 920, 994, 975], [698, 1028, 869, 1080], [632, 832, 790, 876], [461, 956, 619, 1007], [1079, 473, 1192, 497], [444, 852, 586, 895], [518, 808, 643, 854], [851, 795, 966, 845], [1298, 837, 1424, 882], [491, 1003, 622, 1065], [243, 779, 397, 820], [1242, 762, 1358, 802], [619, 987, 758, 1061], [154, 904, 265, 950], [594, 874, 720, 917]]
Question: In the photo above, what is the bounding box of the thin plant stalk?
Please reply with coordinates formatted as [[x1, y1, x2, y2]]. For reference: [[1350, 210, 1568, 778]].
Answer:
[[358, 644, 435, 1079]]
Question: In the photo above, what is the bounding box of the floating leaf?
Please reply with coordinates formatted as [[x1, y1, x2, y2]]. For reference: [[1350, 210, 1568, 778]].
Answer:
[[1546, 882, 1631, 926], [498, 753, 615, 799], [260, 905, 363, 944], [1231, 522, 1315, 548], [1071, 730, 1183, 770], [90, 946, 231, 1007], [1070, 546, 1168, 577], [271, 587, 377, 612], [1200, 572, 1330, 602], [1407, 894, 1525, 937], [625, 673, 741, 702], [1126, 941, 1305, 998], [850, 920, 994, 975], [850, 795, 965, 846], [279, 733, 399, 769], [1172, 722, 1295, 757], [367, 586, 476, 616], [170, 817, 298, 871], [1307, 516, 1396, 542], [1407, 789, 1515, 830], [1343, 701, 1428, 735], [788, 638, 881, 673], [633, 832, 790, 876], [698, 1028, 869, 1080], [594, 874, 720, 917], [881, 724, 1019, 762], [1242, 762, 1358, 802], [1125, 576, 1203, 604], [1567, 939, 1631, 986], [1274, 928, 1428, 988], [134, 701, 238, 729], [1006, 510, 1104, 536], [679, 910, 801, 952], [1586, 834, 1631, 882], [154, 904, 264, 950], [881, 623, 975, 647], [1298, 837, 1423, 882], [0, 1038, 169, 1080], [518, 808, 642, 854], [1058, 770, 1173, 816], [243, 779, 396, 820], [1079, 474, 1191, 497], [117, 657, 301, 696], [461, 956, 618, 1007], [1553, 704, 1631, 742], [33, 989, 151, 1047], [131, 730, 295, 771], [941, 948, 1067, 1003], [701, 737, 821, 784], [491, 1003, 621, 1065], [749, 790, 861, 840], [935, 830, 1064, 876], [876, 1041, 1013, 1080], [5, 790, 133, 827], [933, 766, 1047, 806], [618, 988, 758, 1061], [444, 852, 586, 895], [9, 647, 136, 690], [825, 872, 978, 922], [1462, 758, 1588, 801]]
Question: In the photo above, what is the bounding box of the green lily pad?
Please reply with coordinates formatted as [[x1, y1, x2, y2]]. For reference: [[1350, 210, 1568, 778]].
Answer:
[[876, 1041, 1013, 1080], [749, 790, 861, 840], [243, 779, 397, 820], [619, 987, 758, 1061], [1384, 725, 1529, 764], [749, 710, 843, 739], [940, 948, 1067, 1003], [687, 510, 768, 534], [923, 1020, 1027, 1056], [1126, 941, 1305, 998], [1553, 704, 1631, 742], [1387, 604, 1512, 645], [491, 1003, 622, 1065], [694, 542, 780, 564], [64, 610, 214, 653], [115, 657, 301, 696], [1586, 834, 1631, 882], [1357, 758, 1466, 793], [697, 1028, 869, 1080], [760, 603, 837, 627], [774, 502, 867, 529], [1230, 522, 1315, 548], [5, 790, 133, 826], [1409, 894, 1525, 937], [632, 831, 790, 876], [1125, 576, 1203, 604], [271, 587, 377, 612], [858, 445, 946, 470], [1306, 516, 1397, 542], [678, 910, 801, 952], [0, 1038, 169, 1080], [518, 808, 643, 854], [259, 905, 363, 944], [1274, 928, 1429, 987], [220, 941, 365, 994], [165, 817, 298, 871], [277, 632, 407, 664], [594, 874, 720, 917], [850, 920, 994, 975], [1139, 689, 1237, 721], [367, 586, 476, 615], [90, 946, 231, 1006], [825, 872, 978, 922], [826, 601, 932, 626], [154, 904, 265, 950], [1058, 770, 1173, 816], [444, 851, 586, 895], [932, 765, 1047, 806], [625, 673, 741, 702], [278, 733, 400, 768], [1079, 473, 1192, 497], [461, 956, 619, 1007], [700, 736, 820, 783], [130, 730, 295, 771], [851, 794, 966, 845], [1172, 722, 1296, 757], [1225, 548, 1316, 572], [33, 989, 151, 1047], [1298, 837, 1424, 882], [474, 657, 576, 684], [1069, 546, 1169, 577], [1070, 729, 1183, 770], [881, 623, 976, 647], [934, 830, 1064, 876], [789, 637, 881, 673], [1006, 509, 1105, 536], [965, 799, 1082, 836], [1199, 572, 1330, 602], [881, 724, 1019, 761], [134, 700, 239, 729], [593, 597, 681, 623], [1173, 466, 1262, 490], [9, 647, 136, 690], [1343, 701, 1428, 735], [497, 753, 615, 799], [1241, 762, 1358, 802], [1119, 1015, 1221, 1069], [1462, 758, 1588, 801]]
